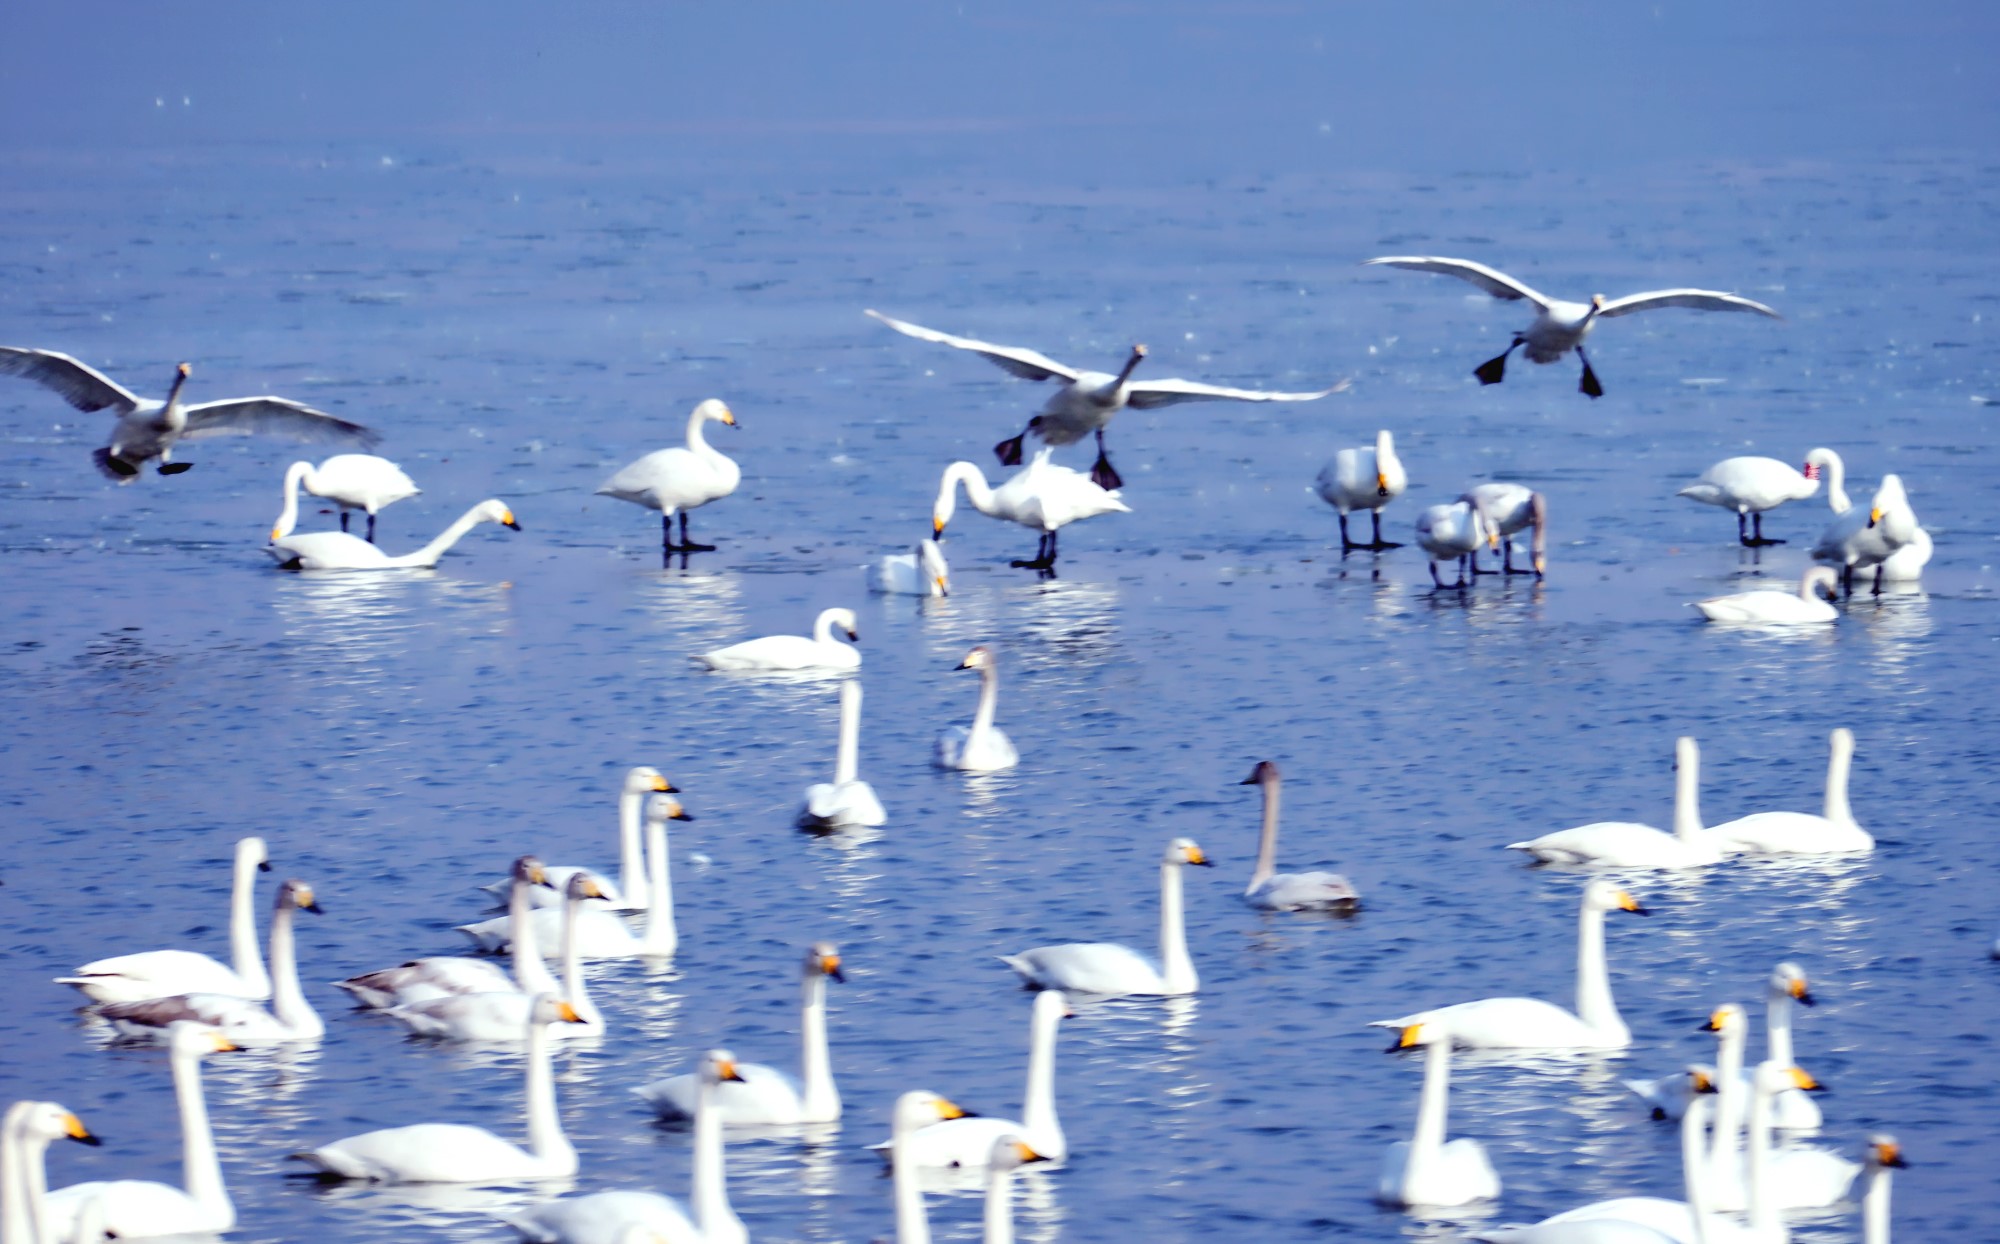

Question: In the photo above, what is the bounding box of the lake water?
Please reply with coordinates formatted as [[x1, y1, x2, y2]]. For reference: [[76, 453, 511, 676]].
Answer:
[[1, 136, 1996, 1244]]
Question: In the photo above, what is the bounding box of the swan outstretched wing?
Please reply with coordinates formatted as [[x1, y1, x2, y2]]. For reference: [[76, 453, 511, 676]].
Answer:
[[181, 397, 382, 446], [1363, 257, 1551, 307], [1597, 289, 1782, 319], [864, 309, 1079, 383], [1125, 376, 1348, 409], [0, 346, 143, 413]]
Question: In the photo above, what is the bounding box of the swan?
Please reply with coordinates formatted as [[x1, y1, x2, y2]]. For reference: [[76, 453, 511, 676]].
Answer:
[[1237, 761, 1359, 911], [3, 1101, 101, 1244], [1811, 474, 1920, 594], [40, 1023, 239, 1241], [270, 454, 421, 544], [1709, 1059, 1850, 1213], [867, 308, 1345, 491], [290, 994, 587, 1181], [508, 1051, 748, 1244], [1414, 500, 1494, 589], [479, 768, 676, 913], [934, 646, 1019, 772], [695, 607, 860, 672], [387, 874, 609, 1042], [0, 350, 380, 480], [1694, 566, 1839, 624], [1314, 429, 1407, 551], [57, 836, 272, 1004], [1705, 728, 1873, 854], [932, 449, 1130, 570], [94, 879, 324, 1043], [636, 944, 845, 1125], [1370, 880, 1646, 1050], [459, 795, 689, 958], [1871, 523, 1932, 582], [1626, 968, 1821, 1130], [1678, 448, 1836, 546], [798, 680, 886, 830], [888, 1091, 977, 1244], [1506, 737, 1723, 869], [1002, 839, 1212, 996], [597, 399, 741, 556], [871, 538, 950, 596], [1362, 256, 1781, 396], [341, 855, 553, 1008], [1859, 1135, 1905, 1244], [1461, 483, 1548, 577], [979, 1134, 1050, 1244], [883, 989, 1067, 1167], [268, 498, 520, 570], [1376, 1022, 1502, 1208]]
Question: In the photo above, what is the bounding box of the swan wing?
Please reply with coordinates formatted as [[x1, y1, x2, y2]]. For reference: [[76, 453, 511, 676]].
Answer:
[[1123, 375, 1348, 409], [44, 1179, 218, 1240], [1249, 871, 1359, 911], [336, 957, 513, 1008], [386, 992, 534, 1041], [1506, 822, 1708, 867], [1001, 942, 1162, 995], [1596, 289, 1781, 319], [864, 309, 1079, 382], [1372, 997, 1606, 1049], [0, 346, 142, 413], [509, 1191, 701, 1244], [1363, 256, 1552, 307], [58, 949, 254, 1003], [96, 992, 278, 1036], [268, 530, 389, 569], [292, 1123, 534, 1182], [695, 634, 843, 671], [181, 397, 382, 446]]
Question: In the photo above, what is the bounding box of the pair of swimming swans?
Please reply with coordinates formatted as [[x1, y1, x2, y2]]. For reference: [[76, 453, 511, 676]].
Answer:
[[696, 607, 860, 672], [799, 680, 885, 829], [480, 766, 677, 913], [935, 646, 1018, 772], [875, 989, 1067, 1168], [268, 498, 519, 570], [932, 448, 1129, 570], [270, 454, 421, 544], [59, 836, 272, 1005], [1238, 761, 1359, 911], [1625, 965, 1823, 1131], [340, 854, 555, 1010], [1002, 839, 1212, 997], [887, 1091, 1049, 1244], [597, 398, 742, 556]]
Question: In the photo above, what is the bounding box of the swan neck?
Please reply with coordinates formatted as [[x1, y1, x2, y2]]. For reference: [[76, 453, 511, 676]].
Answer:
[[171, 1039, 231, 1224], [522, 1010, 574, 1173], [982, 1161, 1016, 1244], [642, 812, 678, 956], [1111, 351, 1145, 391], [1824, 736, 1855, 824], [892, 1132, 931, 1244], [164, 368, 190, 414], [561, 892, 598, 1027], [1672, 751, 1704, 842], [692, 1067, 742, 1244], [1572, 902, 1621, 1037], [971, 661, 1000, 740], [2, 1103, 37, 1244], [617, 785, 649, 909], [394, 505, 489, 568], [509, 872, 558, 995], [266, 900, 320, 1037], [1159, 859, 1196, 994], [1679, 1098, 1714, 1236], [1863, 1161, 1893, 1244], [1826, 452, 1851, 513], [1409, 1037, 1451, 1161], [1709, 1020, 1747, 1190], [1021, 1004, 1060, 1142], [947, 462, 1000, 518], [275, 464, 310, 538], [230, 849, 270, 998], [685, 406, 716, 457], [1766, 991, 1795, 1065], [1248, 778, 1281, 893], [1745, 1073, 1777, 1234], [834, 681, 861, 785], [800, 971, 837, 1119]]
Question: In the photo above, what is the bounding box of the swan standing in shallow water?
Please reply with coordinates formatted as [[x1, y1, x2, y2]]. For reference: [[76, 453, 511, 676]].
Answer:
[[883, 990, 1067, 1167], [868, 308, 1344, 491], [341, 855, 551, 1009], [1372, 880, 1646, 1049], [1362, 256, 1781, 396], [1002, 839, 1213, 996], [1507, 737, 1722, 869], [58, 836, 272, 1004], [1678, 448, 1835, 546], [0, 350, 380, 480], [1238, 761, 1359, 911], [1695, 565, 1840, 624], [871, 539, 950, 596], [799, 680, 886, 830], [1706, 728, 1872, 854], [268, 498, 519, 570], [1376, 1022, 1501, 1208], [1461, 483, 1548, 577], [636, 945, 845, 1125], [94, 879, 324, 1043], [270, 454, 420, 544], [887, 1091, 978, 1244], [932, 450, 1129, 570], [935, 646, 1019, 772], [1414, 500, 1494, 589], [596, 398, 741, 556], [696, 606, 860, 672], [1314, 429, 1407, 551], [291, 994, 587, 1181], [1812, 474, 1920, 594], [4, 1101, 102, 1244]]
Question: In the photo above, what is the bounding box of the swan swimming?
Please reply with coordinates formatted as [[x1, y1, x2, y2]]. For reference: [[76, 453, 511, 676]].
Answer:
[[341, 855, 551, 1009], [1376, 1022, 1501, 1208], [1363, 256, 1781, 396], [1461, 483, 1548, 577], [3, 1100, 102, 1244], [476, 768, 676, 913], [1507, 737, 1723, 869], [695, 606, 860, 672], [871, 539, 950, 596], [270, 454, 420, 544], [1678, 448, 1836, 546], [597, 398, 741, 557], [1705, 728, 1872, 855], [268, 498, 519, 570], [58, 836, 273, 1004], [1314, 429, 1407, 551], [935, 646, 1019, 772], [799, 679, 886, 830], [1626, 968, 1822, 1130], [1238, 761, 1359, 911], [1694, 565, 1839, 624], [879, 989, 1067, 1167], [0, 349, 379, 480], [1002, 838, 1212, 997], [933, 449, 1129, 570], [887, 1091, 978, 1244]]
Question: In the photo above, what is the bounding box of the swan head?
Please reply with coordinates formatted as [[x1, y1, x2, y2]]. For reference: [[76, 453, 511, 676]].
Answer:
[[627, 765, 678, 795], [703, 1049, 748, 1085], [646, 793, 694, 824], [1673, 736, 1698, 772], [513, 855, 552, 888], [238, 836, 273, 874], [15, 1102, 99, 1148], [1830, 726, 1854, 759], [566, 873, 610, 903], [807, 941, 844, 984], [1701, 1003, 1748, 1036], [1770, 962, 1815, 1007], [278, 878, 322, 915], [694, 398, 737, 427], [166, 1021, 238, 1057], [1684, 1064, 1718, 1096], [1804, 565, 1840, 602], [918, 538, 950, 595], [827, 606, 860, 642], [176, 362, 192, 380], [1589, 294, 1607, 312], [893, 1090, 974, 1135], [469, 499, 521, 531], [1755, 1061, 1826, 1095], [530, 993, 588, 1027], [1238, 760, 1280, 787], [1166, 837, 1214, 868], [956, 645, 997, 672], [1582, 879, 1647, 917], [1866, 1134, 1907, 1170], [987, 1133, 1048, 1173]]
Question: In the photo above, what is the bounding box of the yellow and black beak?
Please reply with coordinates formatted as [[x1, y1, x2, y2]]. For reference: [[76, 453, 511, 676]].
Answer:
[[1014, 1140, 1047, 1164], [1386, 1022, 1424, 1053], [1867, 505, 1882, 529], [501, 507, 522, 531], [1185, 846, 1215, 868], [64, 1114, 101, 1147], [721, 408, 738, 427], [821, 954, 845, 984], [213, 1034, 240, 1053], [1616, 892, 1649, 916], [1789, 978, 1816, 1007], [719, 1058, 745, 1083], [1789, 1067, 1828, 1094], [1376, 471, 1390, 499], [666, 800, 694, 822], [555, 1001, 586, 1024], [1874, 1139, 1907, 1169], [936, 1097, 975, 1121], [177, 362, 192, 378], [1691, 1070, 1717, 1095], [1700, 1008, 1730, 1033], [652, 775, 678, 793], [933, 516, 947, 536]]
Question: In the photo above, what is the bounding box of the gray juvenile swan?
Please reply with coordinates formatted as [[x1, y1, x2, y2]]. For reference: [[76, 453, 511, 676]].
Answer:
[[1238, 761, 1359, 911]]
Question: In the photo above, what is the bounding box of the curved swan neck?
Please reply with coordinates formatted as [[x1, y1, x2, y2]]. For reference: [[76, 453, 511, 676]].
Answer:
[[684, 405, 719, 458], [522, 1012, 573, 1172], [1672, 744, 1704, 842], [892, 1132, 930, 1244], [1021, 1004, 1060, 1141], [971, 661, 1000, 741], [230, 848, 270, 998], [1159, 859, 1196, 994], [800, 971, 837, 1119], [510, 873, 558, 996], [943, 462, 1000, 520], [982, 1161, 1017, 1244], [1824, 732, 1856, 824], [617, 784, 649, 910], [561, 892, 599, 1027], [266, 899, 320, 1037], [1247, 774, 1281, 893], [391, 505, 493, 568], [642, 812, 678, 956], [275, 463, 312, 538], [692, 1069, 742, 1244], [834, 681, 862, 785], [1409, 1038, 1451, 1162], [1823, 451, 1851, 513], [1572, 901, 1621, 1036], [171, 1040, 230, 1224]]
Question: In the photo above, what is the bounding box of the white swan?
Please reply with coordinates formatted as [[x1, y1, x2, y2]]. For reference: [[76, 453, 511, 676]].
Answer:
[[290, 994, 586, 1181], [3, 1101, 101, 1244], [1811, 474, 1920, 594], [1871, 523, 1932, 582], [1314, 429, 1408, 551], [268, 498, 519, 570], [1678, 448, 1836, 546], [933, 449, 1130, 570], [342, 855, 551, 1008], [0, 350, 380, 480], [1370, 880, 1645, 1049], [597, 398, 741, 556], [979, 1134, 1050, 1244], [507, 1051, 747, 1244], [695, 606, 860, 672], [935, 646, 1019, 772], [886, 989, 1067, 1167], [1238, 761, 1359, 911], [1002, 839, 1212, 996], [41, 1023, 239, 1241], [1376, 1022, 1501, 1208], [1506, 737, 1722, 869], [636, 944, 845, 1125], [871, 539, 950, 596], [888, 1091, 976, 1244], [1705, 728, 1873, 854], [1694, 566, 1839, 624], [1362, 256, 1780, 396], [1627, 970, 1822, 1130], [459, 796, 689, 958], [1709, 1059, 1850, 1213], [270, 454, 421, 544], [94, 879, 324, 1043], [1859, 1135, 1905, 1244], [867, 308, 1344, 491], [58, 836, 272, 1004], [799, 680, 886, 830], [479, 769, 675, 913], [1414, 500, 1493, 589], [1461, 483, 1549, 577]]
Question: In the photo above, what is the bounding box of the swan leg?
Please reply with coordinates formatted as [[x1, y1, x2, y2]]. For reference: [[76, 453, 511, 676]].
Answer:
[[1367, 509, 1402, 551], [677, 511, 716, 553], [1577, 347, 1605, 398], [1011, 530, 1057, 571], [1338, 511, 1355, 551], [1746, 512, 1782, 547], [341, 510, 352, 534], [1428, 559, 1445, 589], [1456, 554, 1471, 589], [1089, 429, 1124, 491], [158, 461, 194, 475], [1473, 338, 1521, 385], [994, 430, 1027, 467], [366, 512, 378, 544], [661, 512, 677, 556]]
